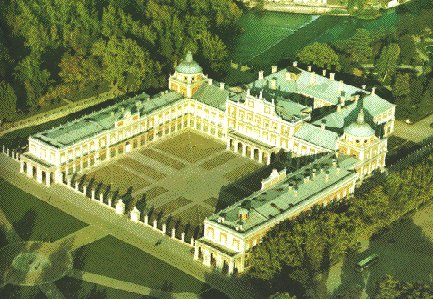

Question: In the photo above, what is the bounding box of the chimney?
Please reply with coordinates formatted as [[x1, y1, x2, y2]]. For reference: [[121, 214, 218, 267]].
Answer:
[[336, 166, 341, 174], [329, 73, 335, 80], [208, 78, 213, 85], [258, 71, 264, 80], [304, 175, 310, 183], [372, 87, 376, 95], [322, 69, 327, 77], [271, 98, 275, 105], [338, 80, 344, 92], [307, 65, 312, 72], [339, 95, 345, 107], [220, 82, 225, 90], [325, 171, 330, 182], [332, 159, 337, 167], [259, 90, 263, 99], [354, 95, 360, 103], [285, 71, 292, 81], [362, 84, 366, 90], [309, 72, 316, 84], [271, 78, 277, 90], [246, 88, 251, 96], [312, 168, 317, 178], [271, 65, 278, 74], [321, 119, 326, 130], [337, 105, 341, 112], [293, 61, 298, 67]]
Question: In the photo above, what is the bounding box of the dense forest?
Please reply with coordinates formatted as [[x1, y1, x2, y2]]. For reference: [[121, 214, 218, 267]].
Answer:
[[247, 152, 433, 298], [0, 0, 241, 120]]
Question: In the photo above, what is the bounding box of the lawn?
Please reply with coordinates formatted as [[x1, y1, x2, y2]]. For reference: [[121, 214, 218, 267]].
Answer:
[[55, 276, 148, 299], [86, 164, 151, 195], [119, 157, 166, 181], [200, 151, 237, 171], [73, 235, 208, 294], [156, 131, 226, 164], [139, 148, 185, 170], [0, 179, 86, 242]]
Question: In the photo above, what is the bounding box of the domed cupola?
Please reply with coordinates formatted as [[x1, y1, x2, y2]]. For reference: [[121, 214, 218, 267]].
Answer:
[[344, 108, 375, 138], [169, 51, 206, 98], [175, 51, 203, 75]]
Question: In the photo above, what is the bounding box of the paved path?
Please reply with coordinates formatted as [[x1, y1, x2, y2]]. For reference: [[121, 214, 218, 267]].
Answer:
[[52, 225, 109, 251], [68, 269, 200, 299], [394, 114, 433, 143], [0, 155, 258, 299]]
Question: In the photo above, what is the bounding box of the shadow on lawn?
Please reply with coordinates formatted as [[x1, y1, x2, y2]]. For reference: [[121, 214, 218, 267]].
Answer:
[[13, 210, 36, 241]]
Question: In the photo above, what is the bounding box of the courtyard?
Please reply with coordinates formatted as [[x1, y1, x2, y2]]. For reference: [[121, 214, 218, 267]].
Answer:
[[83, 130, 263, 226]]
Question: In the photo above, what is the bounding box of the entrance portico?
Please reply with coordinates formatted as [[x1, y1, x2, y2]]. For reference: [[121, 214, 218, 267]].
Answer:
[[227, 130, 277, 165], [20, 153, 56, 187]]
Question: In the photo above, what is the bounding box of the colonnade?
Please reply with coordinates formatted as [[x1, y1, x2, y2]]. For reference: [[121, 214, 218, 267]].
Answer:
[[193, 242, 244, 275], [226, 136, 273, 165], [20, 158, 55, 187]]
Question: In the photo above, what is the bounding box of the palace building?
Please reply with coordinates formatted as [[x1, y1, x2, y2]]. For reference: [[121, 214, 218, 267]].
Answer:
[[20, 51, 394, 274]]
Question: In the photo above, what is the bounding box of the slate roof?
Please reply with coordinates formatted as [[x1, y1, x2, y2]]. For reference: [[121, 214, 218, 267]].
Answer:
[[192, 83, 229, 111], [175, 51, 203, 74], [33, 91, 183, 148], [294, 123, 339, 150], [207, 154, 358, 236]]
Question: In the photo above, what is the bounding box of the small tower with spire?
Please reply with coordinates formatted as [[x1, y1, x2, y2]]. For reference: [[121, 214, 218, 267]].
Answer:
[[169, 51, 206, 98]]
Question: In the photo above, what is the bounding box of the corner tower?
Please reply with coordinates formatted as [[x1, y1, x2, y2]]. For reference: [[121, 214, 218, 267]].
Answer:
[[169, 51, 206, 98]]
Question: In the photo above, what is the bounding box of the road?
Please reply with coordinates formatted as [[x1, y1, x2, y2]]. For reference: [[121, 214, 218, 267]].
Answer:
[[393, 113, 433, 143], [0, 155, 257, 299]]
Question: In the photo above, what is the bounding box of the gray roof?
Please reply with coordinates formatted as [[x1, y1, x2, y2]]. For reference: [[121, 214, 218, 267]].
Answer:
[[34, 91, 183, 148], [275, 98, 311, 121], [207, 154, 358, 236], [294, 123, 339, 150], [192, 83, 229, 111], [175, 51, 203, 74]]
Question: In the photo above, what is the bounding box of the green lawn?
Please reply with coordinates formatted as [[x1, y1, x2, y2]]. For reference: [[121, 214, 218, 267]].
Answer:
[[73, 235, 208, 294], [55, 276, 150, 299], [0, 179, 86, 242]]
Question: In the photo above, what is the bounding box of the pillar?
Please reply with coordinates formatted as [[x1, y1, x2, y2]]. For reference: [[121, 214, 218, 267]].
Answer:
[[115, 199, 125, 214], [36, 166, 42, 183], [6, 148, 9, 156], [75, 181, 79, 191], [162, 223, 166, 234], [242, 144, 246, 156], [190, 237, 195, 246], [228, 260, 234, 275], [194, 245, 199, 260], [266, 152, 271, 165], [153, 219, 157, 229], [171, 228, 176, 239], [130, 207, 140, 222], [27, 163, 33, 177], [108, 197, 112, 207], [45, 172, 51, 187], [144, 214, 148, 225], [226, 138, 231, 150], [99, 193, 103, 203], [250, 148, 254, 160], [83, 185, 87, 196], [234, 140, 238, 152], [20, 161, 24, 173], [203, 250, 211, 267], [67, 178, 71, 187], [181, 232, 185, 242], [216, 255, 224, 270], [258, 150, 263, 163], [91, 189, 95, 200]]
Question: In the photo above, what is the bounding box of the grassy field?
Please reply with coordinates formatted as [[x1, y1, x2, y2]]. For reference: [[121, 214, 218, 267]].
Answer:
[[55, 276, 148, 299], [0, 179, 86, 242], [73, 235, 208, 294]]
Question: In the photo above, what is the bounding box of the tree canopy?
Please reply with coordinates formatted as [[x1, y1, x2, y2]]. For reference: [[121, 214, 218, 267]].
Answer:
[[297, 42, 341, 71]]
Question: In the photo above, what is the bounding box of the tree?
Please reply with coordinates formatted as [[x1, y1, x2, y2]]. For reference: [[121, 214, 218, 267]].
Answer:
[[0, 81, 17, 121], [376, 43, 400, 82], [297, 42, 341, 71], [398, 35, 419, 65], [92, 37, 159, 92], [198, 31, 229, 73], [336, 29, 373, 65], [13, 54, 52, 109], [392, 73, 411, 98]]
